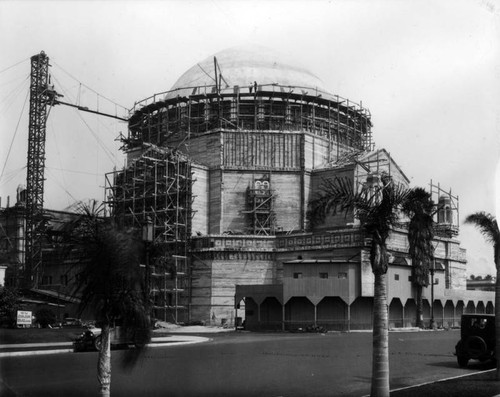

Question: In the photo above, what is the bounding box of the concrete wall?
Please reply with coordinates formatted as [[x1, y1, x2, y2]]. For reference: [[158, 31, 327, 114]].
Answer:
[[190, 255, 276, 325], [191, 164, 209, 235], [283, 262, 360, 305]]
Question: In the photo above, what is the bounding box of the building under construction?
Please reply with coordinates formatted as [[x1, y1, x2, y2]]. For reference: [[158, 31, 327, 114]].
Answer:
[[102, 46, 492, 329]]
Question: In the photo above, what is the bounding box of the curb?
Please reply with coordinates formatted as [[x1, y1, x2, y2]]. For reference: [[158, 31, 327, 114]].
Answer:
[[0, 335, 210, 358]]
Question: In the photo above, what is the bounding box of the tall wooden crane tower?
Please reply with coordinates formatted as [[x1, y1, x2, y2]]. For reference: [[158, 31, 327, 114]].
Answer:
[[23, 51, 126, 289], [24, 51, 58, 288]]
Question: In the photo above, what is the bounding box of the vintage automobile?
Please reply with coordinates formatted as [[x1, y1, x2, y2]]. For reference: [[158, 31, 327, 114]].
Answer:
[[74, 325, 149, 352], [455, 313, 495, 367], [61, 317, 83, 327]]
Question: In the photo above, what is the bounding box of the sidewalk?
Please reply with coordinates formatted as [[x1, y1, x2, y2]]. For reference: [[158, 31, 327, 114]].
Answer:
[[389, 369, 500, 397]]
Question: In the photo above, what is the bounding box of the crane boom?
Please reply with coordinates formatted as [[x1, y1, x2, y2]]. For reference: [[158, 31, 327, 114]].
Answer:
[[54, 99, 128, 121]]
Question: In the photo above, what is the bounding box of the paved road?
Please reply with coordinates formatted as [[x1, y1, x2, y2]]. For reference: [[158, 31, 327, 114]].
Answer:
[[0, 329, 497, 397]]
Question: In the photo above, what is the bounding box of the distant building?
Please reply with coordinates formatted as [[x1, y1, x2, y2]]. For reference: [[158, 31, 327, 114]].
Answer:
[[0, 188, 79, 319], [467, 277, 495, 292]]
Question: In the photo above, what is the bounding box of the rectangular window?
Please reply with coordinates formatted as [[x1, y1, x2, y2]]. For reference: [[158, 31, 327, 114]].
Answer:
[[293, 272, 303, 279], [319, 272, 328, 279], [395, 274, 400, 281], [338, 272, 348, 279]]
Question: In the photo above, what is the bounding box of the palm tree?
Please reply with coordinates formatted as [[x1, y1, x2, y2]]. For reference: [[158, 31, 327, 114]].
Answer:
[[309, 173, 409, 397], [401, 187, 435, 328], [64, 201, 151, 396], [464, 211, 500, 379]]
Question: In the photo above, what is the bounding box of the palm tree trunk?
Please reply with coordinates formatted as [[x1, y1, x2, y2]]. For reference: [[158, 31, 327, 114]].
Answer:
[[98, 324, 112, 397], [415, 285, 423, 328], [495, 248, 500, 380], [371, 271, 390, 397]]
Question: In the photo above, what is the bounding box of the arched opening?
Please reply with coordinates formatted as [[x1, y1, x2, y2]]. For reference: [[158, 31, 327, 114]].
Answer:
[[422, 299, 431, 326], [317, 297, 347, 331], [476, 301, 485, 314], [260, 297, 283, 331], [486, 301, 494, 314], [433, 300, 443, 328], [456, 301, 465, 325], [243, 297, 259, 330], [465, 301, 476, 314], [235, 297, 245, 329], [350, 297, 373, 330], [404, 299, 417, 327], [389, 298, 403, 328], [444, 300, 455, 328], [285, 297, 314, 331]]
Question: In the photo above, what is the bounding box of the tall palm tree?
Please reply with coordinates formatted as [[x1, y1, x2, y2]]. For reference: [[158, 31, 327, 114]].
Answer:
[[64, 201, 151, 396], [464, 211, 500, 379], [309, 173, 409, 397], [401, 187, 435, 328]]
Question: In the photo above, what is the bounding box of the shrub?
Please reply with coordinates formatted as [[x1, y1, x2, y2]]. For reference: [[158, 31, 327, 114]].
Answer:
[[35, 308, 57, 328], [0, 287, 19, 328]]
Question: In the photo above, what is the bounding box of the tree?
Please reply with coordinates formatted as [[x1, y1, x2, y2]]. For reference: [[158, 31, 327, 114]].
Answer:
[[401, 187, 435, 328], [464, 211, 500, 380], [0, 286, 19, 327], [309, 174, 409, 397], [64, 201, 151, 396], [35, 307, 56, 328]]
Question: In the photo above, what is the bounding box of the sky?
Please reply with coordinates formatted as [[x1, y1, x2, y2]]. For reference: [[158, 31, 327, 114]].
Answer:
[[0, 0, 499, 276]]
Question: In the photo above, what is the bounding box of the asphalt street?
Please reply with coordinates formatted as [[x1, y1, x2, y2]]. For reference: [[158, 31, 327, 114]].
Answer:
[[1, 329, 499, 397]]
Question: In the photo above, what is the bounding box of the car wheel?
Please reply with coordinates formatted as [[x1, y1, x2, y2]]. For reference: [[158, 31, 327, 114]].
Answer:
[[93, 335, 103, 351], [464, 335, 487, 359], [457, 355, 469, 368]]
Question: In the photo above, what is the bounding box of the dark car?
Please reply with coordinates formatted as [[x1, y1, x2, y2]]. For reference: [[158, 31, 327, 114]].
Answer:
[[455, 313, 495, 367], [74, 325, 149, 352], [62, 317, 83, 327]]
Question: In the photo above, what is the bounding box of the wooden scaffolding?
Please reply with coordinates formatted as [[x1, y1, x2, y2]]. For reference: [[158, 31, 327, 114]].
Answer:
[[105, 144, 193, 323]]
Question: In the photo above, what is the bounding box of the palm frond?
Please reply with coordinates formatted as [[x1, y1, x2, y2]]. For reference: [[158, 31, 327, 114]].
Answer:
[[61, 202, 150, 333], [464, 212, 500, 245], [308, 175, 410, 236], [402, 187, 434, 216], [307, 176, 358, 227]]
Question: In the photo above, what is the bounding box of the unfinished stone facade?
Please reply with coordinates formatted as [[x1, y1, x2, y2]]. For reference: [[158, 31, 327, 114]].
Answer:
[[104, 46, 488, 328]]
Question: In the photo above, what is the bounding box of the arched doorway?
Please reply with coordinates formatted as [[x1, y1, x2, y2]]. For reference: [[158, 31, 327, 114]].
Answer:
[[465, 301, 476, 314], [389, 298, 403, 328], [444, 300, 455, 328], [350, 297, 373, 330], [285, 297, 314, 331], [243, 297, 259, 330], [317, 297, 347, 331], [423, 300, 431, 327], [260, 297, 283, 331], [432, 300, 443, 328], [404, 299, 417, 327]]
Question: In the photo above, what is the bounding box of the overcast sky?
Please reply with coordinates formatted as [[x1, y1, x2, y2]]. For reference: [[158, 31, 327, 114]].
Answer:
[[1, 0, 499, 276]]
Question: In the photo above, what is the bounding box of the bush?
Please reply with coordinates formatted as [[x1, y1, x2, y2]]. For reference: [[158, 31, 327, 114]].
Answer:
[[0, 287, 19, 327], [35, 308, 57, 328]]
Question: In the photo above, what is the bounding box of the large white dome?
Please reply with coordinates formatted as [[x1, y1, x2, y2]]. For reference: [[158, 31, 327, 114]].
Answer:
[[166, 45, 330, 99]]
